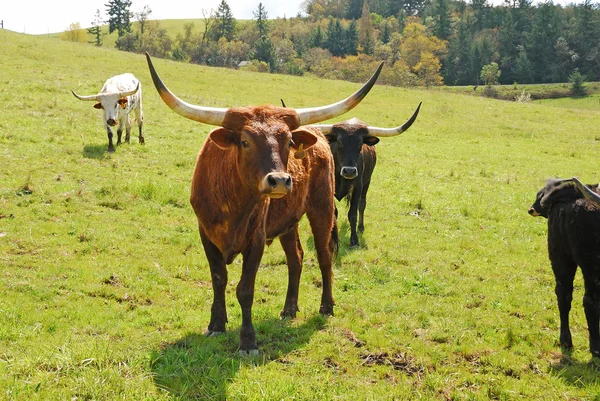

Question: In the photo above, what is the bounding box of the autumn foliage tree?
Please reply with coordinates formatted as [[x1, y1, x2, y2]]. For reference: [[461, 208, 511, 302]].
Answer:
[[399, 21, 447, 86]]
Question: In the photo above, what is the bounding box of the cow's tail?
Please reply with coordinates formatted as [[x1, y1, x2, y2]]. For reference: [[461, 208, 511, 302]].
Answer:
[[330, 218, 339, 258]]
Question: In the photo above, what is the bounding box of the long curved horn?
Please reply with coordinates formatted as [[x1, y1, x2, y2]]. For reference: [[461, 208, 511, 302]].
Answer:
[[117, 83, 140, 98], [367, 102, 422, 137], [309, 124, 333, 134], [71, 90, 99, 101], [572, 177, 600, 205], [296, 62, 384, 126], [145, 53, 228, 126]]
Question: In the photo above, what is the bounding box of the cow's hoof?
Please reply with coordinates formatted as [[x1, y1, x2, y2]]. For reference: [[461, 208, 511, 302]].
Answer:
[[319, 305, 334, 316], [205, 330, 225, 337], [239, 348, 259, 357], [108, 148, 115, 153]]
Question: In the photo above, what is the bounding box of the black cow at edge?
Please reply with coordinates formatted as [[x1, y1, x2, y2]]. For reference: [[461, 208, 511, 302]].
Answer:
[[529, 178, 600, 358], [312, 103, 421, 247]]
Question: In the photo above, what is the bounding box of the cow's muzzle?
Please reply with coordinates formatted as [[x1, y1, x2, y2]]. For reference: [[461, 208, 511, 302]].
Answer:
[[261, 172, 292, 198], [528, 207, 539, 216], [341, 166, 358, 180], [107, 118, 118, 127]]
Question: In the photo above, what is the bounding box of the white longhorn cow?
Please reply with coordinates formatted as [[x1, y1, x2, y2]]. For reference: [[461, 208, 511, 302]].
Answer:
[[72, 73, 144, 152]]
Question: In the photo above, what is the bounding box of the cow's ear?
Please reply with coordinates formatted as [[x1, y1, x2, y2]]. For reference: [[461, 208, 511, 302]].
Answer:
[[291, 128, 319, 159], [208, 127, 238, 149], [118, 98, 128, 108], [94, 103, 102, 109], [363, 136, 380, 146]]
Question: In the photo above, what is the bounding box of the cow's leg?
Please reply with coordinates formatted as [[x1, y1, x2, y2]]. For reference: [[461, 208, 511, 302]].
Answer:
[[125, 116, 132, 144], [551, 256, 577, 350], [357, 180, 371, 234], [279, 225, 303, 318], [133, 105, 144, 144], [307, 200, 336, 317], [581, 267, 600, 357], [347, 184, 362, 247], [237, 237, 265, 353], [116, 126, 123, 146], [106, 126, 116, 153], [200, 230, 228, 336]]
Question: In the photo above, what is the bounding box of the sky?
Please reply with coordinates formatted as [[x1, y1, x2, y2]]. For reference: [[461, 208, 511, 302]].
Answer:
[[0, 0, 306, 35]]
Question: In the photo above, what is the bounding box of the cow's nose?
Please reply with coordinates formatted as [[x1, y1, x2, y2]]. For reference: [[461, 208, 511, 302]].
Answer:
[[262, 173, 292, 198], [528, 207, 538, 216], [341, 166, 358, 179], [107, 118, 118, 127]]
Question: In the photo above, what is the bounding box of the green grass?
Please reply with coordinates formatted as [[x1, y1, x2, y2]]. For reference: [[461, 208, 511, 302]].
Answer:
[[3, 29, 600, 400]]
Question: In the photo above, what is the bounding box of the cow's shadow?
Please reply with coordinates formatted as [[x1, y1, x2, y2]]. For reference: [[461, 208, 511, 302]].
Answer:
[[151, 315, 326, 400], [550, 350, 600, 386], [83, 144, 109, 159]]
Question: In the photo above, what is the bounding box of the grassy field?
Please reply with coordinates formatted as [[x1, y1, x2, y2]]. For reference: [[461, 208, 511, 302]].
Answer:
[[2, 29, 600, 400]]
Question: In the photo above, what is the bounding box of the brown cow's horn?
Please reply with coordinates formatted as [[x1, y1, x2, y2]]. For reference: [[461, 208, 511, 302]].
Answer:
[[71, 90, 99, 101], [296, 62, 384, 126], [368, 102, 422, 137], [145, 53, 228, 126], [572, 177, 600, 205]]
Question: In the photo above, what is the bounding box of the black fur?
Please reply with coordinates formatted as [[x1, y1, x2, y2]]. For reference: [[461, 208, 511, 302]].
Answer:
[[529, 178, 600, 357]]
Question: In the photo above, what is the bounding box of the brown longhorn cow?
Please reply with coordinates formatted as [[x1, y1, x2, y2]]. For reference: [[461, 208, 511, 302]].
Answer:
[[145, 53, 383, 354]]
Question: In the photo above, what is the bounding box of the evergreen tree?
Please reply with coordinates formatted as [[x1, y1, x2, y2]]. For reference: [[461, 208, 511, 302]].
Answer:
[[381, 21, 391, 44], [443, 19, 475, 85], [528, 1, 560, 82], [325, 18, 344, 56], [87, 9, 104, 46], [213, 0, 236, 41], [498, 11, 518, 84], [512, 48, 533, 83], [358, 0, 375, 55], [105, 0, 132, 37], [310, 25, 324, 48], [254, 35, 275, 70], [254, 3, 269, 38], [433, 0, 452, 39], [344, 20, 359, 55], [347, 0, 364, 20]]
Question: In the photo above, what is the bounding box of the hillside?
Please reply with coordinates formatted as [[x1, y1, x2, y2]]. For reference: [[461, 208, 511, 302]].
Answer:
[[2, 29, 600, 400]]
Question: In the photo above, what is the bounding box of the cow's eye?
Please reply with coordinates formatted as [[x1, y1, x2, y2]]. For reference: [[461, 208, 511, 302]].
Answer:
[[241, 139, 250, 149]]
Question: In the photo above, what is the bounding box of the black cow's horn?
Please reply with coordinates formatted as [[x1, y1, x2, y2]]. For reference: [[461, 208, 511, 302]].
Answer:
[[572, 177, 600, 205], [368, 102, 422, 137]]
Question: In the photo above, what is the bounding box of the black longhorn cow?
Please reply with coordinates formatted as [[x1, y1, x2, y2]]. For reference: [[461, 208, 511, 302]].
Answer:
[[312, 103, 422, 247]]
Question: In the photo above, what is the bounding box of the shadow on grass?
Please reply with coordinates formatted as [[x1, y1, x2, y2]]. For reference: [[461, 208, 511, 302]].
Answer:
[[550, 349, 600, 386], [151, 315, 327, 400], [83, 144, 108, 159]]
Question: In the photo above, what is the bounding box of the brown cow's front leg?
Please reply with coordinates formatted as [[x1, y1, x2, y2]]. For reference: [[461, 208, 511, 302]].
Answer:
[[279, 225, 304, 318], [238, 240, 265, 354], [200, 231, 228, 336]]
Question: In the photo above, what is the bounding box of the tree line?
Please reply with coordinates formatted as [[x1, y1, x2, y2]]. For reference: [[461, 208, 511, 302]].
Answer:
[[63, 0, 600, 87]]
